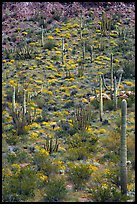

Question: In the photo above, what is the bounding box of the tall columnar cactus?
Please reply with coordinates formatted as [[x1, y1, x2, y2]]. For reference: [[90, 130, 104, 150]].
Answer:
[[99, 75, 103, 121], [82, 41, 85, 62], [62, 37, 65, 64], [90, 46, 93, 63], [23, 89, 26, 116], [12, 86, 16, 112], [110, 53, 113, 94], [114, 76, 117, 110], [120, 99, 127, 195], [80, 10, 83, 39], [41, 25, 44, 46]]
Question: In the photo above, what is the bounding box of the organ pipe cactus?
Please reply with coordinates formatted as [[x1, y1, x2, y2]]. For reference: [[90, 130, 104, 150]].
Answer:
[[73, 103, 91, 131], [99, 75, 103, 121], [44, 137, 59, 154], [120, 99, 127, 195]]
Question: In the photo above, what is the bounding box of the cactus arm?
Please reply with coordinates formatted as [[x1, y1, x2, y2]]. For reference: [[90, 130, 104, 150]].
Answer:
[[120, 99, 127, 195], [117, 71, 123, 93], [101, 74, 110, 91]]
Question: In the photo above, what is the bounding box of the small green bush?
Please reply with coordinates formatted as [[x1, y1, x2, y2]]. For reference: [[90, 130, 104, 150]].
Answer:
[[43, 40, 56, 50], [68, 163, 92, 190], [44, 175, 67, 202]]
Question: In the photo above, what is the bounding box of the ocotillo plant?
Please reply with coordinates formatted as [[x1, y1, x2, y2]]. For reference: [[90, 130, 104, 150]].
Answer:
[[99, 75, 103, 121], [120, 99, 127, 195]]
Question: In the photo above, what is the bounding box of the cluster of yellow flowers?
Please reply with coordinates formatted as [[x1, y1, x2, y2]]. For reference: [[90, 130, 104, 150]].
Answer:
[[37, 172, 48, 182]]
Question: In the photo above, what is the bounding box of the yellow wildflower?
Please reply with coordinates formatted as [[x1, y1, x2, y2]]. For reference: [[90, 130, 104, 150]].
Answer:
[[22, 32, 28, 35], [10, 59, 15, 63], [89, 164, 98, 172], [47, 35, 54, 39]]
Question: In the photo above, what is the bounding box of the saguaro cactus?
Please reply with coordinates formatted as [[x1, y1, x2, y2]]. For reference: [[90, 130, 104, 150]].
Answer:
[[62, 37, 65, 64], [90, 46, 93, 63], [99, 75, 103, 121], [12, 86, 16, 112], [82, 41, 85, 62], [80, 10, 83, 39], [23, 89, 27, 116], [110, 53, 113, 94], [41, 25, 44, 46], [114, 76, 117, 110], [120, 99, 127, 195]]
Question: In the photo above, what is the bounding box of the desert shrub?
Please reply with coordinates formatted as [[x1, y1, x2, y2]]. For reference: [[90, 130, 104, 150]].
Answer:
[[68, 163, 92, 190], [90, 183, 129, 202], [7, 152, 17, 163], [43, 40, 56, 50], [103, 99, 114, 111], [122, 60, 135, 79], [65, 147, 89, 161], [6, 133, 20, 145], [35, 96, 46, 109], [15, 44, 34, 60], [2, 165, 37, 202], [44, 175, 67, 202], [33, 149, 53, 175]]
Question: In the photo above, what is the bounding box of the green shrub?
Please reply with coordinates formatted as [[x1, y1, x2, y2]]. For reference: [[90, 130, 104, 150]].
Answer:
[[44, 175, 67, 202], [44, 40, 56, 50], [2, 165, 36, 202], [89, 183, 129, 202], [68, 163, 92, 190], [66, 147, 88, 161]]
